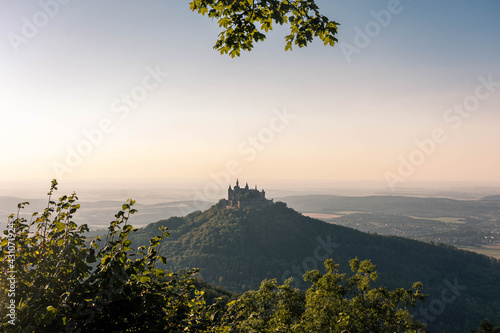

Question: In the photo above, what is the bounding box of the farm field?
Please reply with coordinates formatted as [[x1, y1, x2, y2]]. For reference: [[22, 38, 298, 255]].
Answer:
[[458, 244, 500, 259]]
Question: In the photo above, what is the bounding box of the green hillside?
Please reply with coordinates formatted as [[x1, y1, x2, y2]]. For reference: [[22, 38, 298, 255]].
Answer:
[[131, 201, 500, 332]]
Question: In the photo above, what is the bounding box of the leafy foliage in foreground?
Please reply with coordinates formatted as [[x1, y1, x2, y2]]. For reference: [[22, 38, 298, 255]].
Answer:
[[1, 181, 429, 332], [1, 180, 214, 332], [189, 0, 338, 57], [219, 259, 426, 332]]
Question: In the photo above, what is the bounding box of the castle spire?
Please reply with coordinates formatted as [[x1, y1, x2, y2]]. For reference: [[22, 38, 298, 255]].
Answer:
[[236, 179, 239, 187], [245, 182, 249, 189]]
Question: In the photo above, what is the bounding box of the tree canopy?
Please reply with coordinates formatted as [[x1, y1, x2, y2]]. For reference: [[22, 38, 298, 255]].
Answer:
[[217, 259, 427, 332], [189, 0, 339, 57]]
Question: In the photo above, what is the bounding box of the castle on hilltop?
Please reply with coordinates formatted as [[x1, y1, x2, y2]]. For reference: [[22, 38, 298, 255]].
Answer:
[[225, 179, 273, 209]]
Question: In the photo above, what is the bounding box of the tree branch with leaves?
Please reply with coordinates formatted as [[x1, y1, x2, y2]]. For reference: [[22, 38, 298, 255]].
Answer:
[[189, 0, 339, 57]]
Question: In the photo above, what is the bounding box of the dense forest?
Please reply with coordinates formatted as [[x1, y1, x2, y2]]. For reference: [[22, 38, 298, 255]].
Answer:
[[131, 200, 500, 332]]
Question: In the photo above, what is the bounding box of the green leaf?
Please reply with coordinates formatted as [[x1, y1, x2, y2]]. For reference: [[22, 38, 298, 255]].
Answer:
[[154, 269, 165, 278], [46, 305, 57, 315], [140, 276, 151, 283]]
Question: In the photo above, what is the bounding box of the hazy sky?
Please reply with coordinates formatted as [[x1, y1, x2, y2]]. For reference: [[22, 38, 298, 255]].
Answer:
[[1, 1, 500, 192]]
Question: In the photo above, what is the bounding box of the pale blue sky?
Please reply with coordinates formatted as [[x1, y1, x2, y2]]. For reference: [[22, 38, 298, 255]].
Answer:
[[1, 1, 499, 190]]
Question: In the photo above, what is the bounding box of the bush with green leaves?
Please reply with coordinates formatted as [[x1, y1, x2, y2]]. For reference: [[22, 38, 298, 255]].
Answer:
[[1, 180, 215, 332], [213, 259, 427, 332], [300, 258, 426, 332], [215, 278, 306, 332]]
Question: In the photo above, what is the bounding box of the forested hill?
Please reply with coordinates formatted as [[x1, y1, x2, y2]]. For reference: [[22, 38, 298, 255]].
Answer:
[[130, 201, 500, 332], [481, 195, 500, 201]]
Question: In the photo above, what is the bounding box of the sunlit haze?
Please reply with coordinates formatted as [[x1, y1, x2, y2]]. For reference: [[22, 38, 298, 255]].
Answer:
[[1, 1, 500, 196]]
